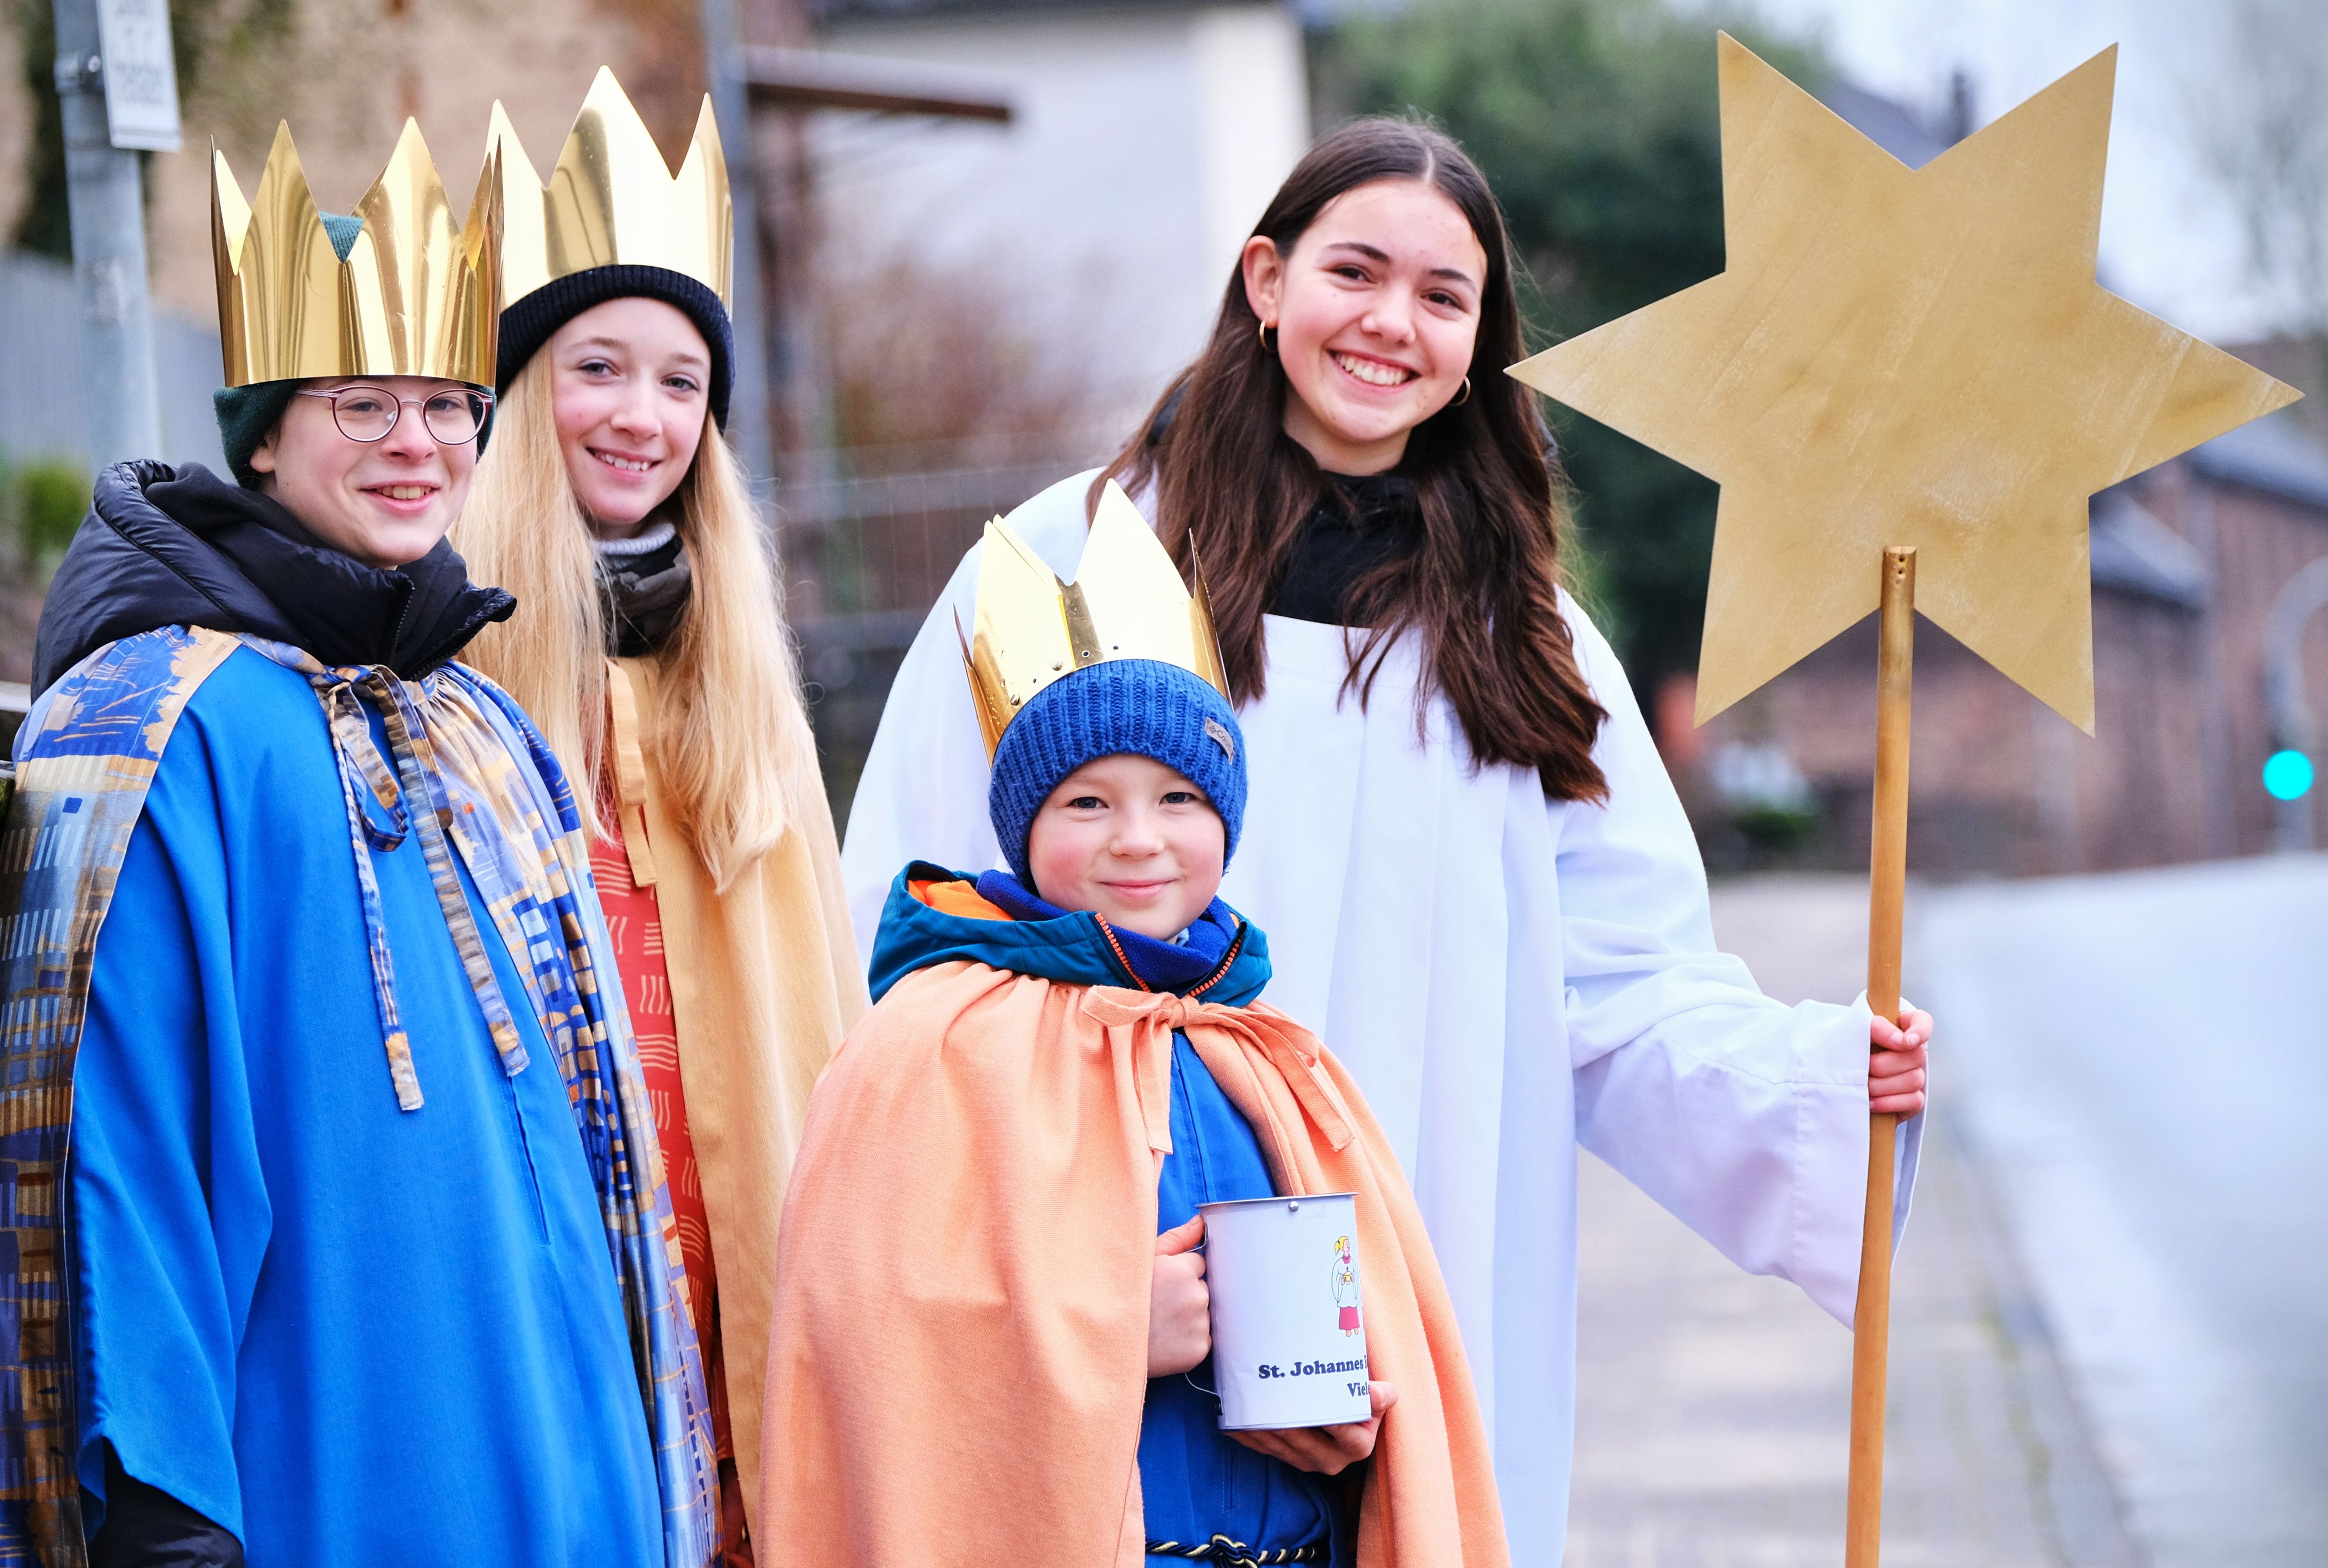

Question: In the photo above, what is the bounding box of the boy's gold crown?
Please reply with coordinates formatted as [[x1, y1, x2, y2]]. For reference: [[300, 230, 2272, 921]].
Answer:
[[211, 121, 501, 387], [487, 68, 732, 309], [958, 481, 1231, 759]]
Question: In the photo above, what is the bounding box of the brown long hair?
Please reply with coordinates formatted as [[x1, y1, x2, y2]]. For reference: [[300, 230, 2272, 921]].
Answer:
[[1099, 117, 1607, 801]]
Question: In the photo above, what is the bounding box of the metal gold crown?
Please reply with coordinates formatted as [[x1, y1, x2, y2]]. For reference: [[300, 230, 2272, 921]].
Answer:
[[211, 120, 501, 387], [958, 481, 1231, 759], [487, 67, 733, 310]]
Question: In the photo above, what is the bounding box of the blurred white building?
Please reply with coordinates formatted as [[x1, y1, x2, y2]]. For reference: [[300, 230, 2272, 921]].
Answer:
[[808, 0, 1312, 411]]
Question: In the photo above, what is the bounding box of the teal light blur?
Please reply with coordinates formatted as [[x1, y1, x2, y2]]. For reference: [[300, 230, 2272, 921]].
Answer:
[[2263, 750, 2315, 802]]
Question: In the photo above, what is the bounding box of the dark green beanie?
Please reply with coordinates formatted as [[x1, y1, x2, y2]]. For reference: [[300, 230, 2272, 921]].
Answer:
[[211, 211, 494, 488], [214, 380, 496, 488], [213, 380, 303, 487]]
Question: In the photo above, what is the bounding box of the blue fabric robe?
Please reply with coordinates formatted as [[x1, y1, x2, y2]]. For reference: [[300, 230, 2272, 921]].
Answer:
[[65, 646, 664, 1566]]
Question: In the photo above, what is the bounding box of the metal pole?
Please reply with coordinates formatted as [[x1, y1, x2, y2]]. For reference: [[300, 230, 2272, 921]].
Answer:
[[51, 0, 162, 467], [2262, 555, 2328, 852], [700, 0, 777, 498]]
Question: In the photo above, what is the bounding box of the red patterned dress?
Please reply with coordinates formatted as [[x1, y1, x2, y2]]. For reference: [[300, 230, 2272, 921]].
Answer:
[[592, 810, 754, 1566]]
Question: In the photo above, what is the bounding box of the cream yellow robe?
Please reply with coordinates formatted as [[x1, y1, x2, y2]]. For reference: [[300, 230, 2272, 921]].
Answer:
[[604, 656, 869, 1536]]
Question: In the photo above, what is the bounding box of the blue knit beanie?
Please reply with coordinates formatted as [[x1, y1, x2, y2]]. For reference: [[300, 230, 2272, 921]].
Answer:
[[988, 659, 1247, 885]]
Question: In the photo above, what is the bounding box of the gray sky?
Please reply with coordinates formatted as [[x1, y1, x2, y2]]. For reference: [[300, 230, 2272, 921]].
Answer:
[[1734, 0, 2299, 342]]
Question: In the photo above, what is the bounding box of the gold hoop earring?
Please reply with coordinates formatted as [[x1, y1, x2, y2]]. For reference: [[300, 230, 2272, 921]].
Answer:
[[1258, 318, 1276, 352], [1452, 376, 1472, 407]]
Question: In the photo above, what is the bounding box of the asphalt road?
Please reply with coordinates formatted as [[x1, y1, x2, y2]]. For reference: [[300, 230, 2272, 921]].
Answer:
[[1913, 853, 2328, 1568], [1566, 875, 2136, 1568]]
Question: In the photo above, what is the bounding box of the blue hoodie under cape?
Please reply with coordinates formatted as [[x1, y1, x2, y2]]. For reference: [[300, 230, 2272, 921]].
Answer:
[[870, 862, 1350, 1564]]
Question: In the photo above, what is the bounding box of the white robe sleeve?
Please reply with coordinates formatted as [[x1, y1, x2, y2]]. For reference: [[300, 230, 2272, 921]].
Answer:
[[1556, 594, 1921, 1327], [837, 471, 1100, 959]]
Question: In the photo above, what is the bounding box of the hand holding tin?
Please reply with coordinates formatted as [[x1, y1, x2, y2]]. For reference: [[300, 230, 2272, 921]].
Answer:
[[1226, 1380, 1399, 1476], [1148, 1214, 1212, 1378]]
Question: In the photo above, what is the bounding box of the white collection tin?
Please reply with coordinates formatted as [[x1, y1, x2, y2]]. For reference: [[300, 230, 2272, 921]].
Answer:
[[1197, 1192, 1371, 1431]]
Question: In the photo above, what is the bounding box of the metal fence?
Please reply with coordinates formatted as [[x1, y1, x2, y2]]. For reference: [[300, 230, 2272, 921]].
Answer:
[[777, 450, 1106, 824]]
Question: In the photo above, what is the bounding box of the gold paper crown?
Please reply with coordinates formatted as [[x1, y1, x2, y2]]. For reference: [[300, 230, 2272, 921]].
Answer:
[[957, 481, 1231, 758], [487, 67, 732, 309], [211, 120, 500, 387]]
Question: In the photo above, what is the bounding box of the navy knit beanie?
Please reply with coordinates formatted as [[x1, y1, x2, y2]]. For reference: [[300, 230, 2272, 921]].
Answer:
[[988, 659, 1247, 886], [497, 265, 734, 427]]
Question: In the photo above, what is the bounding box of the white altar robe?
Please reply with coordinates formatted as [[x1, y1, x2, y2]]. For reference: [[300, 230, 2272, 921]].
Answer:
[[837, 471, 1921, 1562]]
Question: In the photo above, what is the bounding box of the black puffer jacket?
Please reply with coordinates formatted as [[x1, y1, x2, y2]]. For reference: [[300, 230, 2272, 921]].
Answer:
[[33, 461, 514, 694]]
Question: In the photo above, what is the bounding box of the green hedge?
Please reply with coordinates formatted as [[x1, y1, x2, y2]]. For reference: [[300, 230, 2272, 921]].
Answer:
[[1319, 0, 1826, 695], [0, 454, 92, 578]]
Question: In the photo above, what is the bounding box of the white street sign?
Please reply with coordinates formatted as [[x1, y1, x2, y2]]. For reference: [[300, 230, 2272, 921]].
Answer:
[[95, 0, 179, 152]]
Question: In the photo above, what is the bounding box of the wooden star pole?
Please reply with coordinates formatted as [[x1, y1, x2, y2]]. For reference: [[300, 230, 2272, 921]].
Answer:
[[1511, 36, 2296, 1567], [1853, 543, 1912, 1567]]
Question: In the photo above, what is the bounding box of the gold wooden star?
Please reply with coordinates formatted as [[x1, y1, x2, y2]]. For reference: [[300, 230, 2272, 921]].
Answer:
[[1510, 36, 2299, 732]]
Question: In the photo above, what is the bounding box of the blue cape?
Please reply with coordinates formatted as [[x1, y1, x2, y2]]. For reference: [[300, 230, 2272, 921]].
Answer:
[[0, 629, 715, 1567]]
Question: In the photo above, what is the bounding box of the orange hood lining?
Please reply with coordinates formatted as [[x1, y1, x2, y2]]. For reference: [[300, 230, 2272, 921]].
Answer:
[[907, 878, 1013, 923]]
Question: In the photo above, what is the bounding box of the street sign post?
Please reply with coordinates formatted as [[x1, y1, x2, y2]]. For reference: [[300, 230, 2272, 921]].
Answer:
[[52, 0, 171, 468]]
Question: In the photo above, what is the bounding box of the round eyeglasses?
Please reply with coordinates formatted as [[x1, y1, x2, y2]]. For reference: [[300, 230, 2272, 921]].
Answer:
[[294, 384, 493, 446]]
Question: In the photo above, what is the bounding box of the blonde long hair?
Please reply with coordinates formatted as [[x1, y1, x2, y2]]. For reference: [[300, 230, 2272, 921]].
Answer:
[[456, 358, 810, 889]]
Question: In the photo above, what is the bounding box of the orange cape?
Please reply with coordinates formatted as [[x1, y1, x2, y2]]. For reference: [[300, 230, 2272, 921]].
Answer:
[[760, 960, 1510, 1566]]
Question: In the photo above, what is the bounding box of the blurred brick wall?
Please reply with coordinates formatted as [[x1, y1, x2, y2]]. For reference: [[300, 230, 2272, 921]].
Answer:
[[1686, 451, 2328, 878], [138, 0, 710, 325]]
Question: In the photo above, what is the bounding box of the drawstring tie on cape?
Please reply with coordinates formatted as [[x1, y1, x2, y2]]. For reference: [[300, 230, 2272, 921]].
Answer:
[[1077, 988, 1357, 1173], [305, 658, 527, 1109]]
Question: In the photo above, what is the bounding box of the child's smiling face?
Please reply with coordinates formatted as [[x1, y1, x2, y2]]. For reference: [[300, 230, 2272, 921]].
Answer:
[[1025, 753, 1226, 941]]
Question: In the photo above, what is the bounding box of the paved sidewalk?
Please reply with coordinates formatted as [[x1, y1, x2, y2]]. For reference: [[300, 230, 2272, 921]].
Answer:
[[1563, 875, 2139, 1568]]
